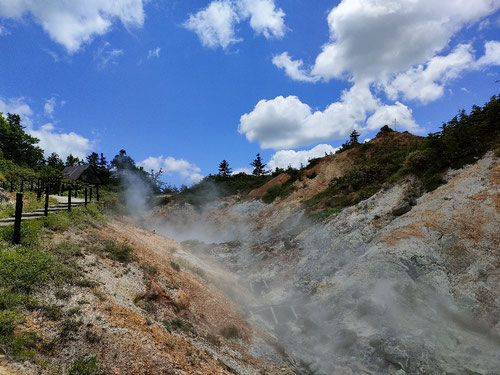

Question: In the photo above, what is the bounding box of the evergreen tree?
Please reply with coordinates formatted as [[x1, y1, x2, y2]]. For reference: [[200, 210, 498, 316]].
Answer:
[[98, 153, 108, 169], [86, 152, 99, 167], [111, 149, 135, 170], [0, 112, 44, 166], [349, 130, 360, 145], [250, 153, 267, 176], [218, 160, 232, 177], [47, 152, 64, 169], [65, 154, 81, 166]]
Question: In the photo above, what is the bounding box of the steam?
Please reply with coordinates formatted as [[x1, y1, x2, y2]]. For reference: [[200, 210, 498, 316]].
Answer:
[[143, 181, 500, 374], [118, 169, 153, 217]]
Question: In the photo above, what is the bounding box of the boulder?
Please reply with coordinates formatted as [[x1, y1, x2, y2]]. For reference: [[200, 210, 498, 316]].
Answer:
[[392, 201, 412, 216]]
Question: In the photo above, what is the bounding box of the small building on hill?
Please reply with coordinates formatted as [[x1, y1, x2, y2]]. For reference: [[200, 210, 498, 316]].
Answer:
[[62, 164, 103, 185]]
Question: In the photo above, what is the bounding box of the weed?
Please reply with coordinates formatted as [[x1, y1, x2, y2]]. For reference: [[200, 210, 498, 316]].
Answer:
[[103, 240, 133, 263], [59, 318, 82, 341], [170, 261, 180, 272], [140, 263, 158, 277], [68, 356, 99, 375], [220, 325, 242, 340], [55, 288, 72, 300]]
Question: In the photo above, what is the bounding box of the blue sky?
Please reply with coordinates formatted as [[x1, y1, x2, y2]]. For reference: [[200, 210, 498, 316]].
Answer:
[[0, 0, 500, 186]]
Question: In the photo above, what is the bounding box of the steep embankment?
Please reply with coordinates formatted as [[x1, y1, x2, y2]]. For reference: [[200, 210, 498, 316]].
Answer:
[[150, 151, 500, 374], [1, 216, 294, 375]]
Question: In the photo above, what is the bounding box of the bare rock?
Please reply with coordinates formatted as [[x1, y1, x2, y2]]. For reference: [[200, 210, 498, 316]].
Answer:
[[392, 201, 412, 216]]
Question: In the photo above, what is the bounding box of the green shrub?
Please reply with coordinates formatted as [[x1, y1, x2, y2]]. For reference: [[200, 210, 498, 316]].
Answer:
[[0, 309, 24, 335], [103, 240, 132, 263], [262, 183, 297, 204], [170, 261, 180, 272], [0, 247, 54, 293], [68, 356, 99, 375]]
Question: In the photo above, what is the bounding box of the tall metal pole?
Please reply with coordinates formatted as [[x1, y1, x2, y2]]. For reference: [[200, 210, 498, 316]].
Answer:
[[13, 193, 23, 244]]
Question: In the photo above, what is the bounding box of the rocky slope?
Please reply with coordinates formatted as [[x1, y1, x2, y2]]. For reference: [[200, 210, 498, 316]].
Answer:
[[150, 151, 500, 374]]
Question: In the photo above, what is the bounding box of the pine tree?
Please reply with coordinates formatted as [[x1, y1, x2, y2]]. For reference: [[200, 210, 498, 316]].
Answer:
[[65, 154, 81, 166], [218, 160, 232, 177], [86, 152, 99, 167], [98, 153, 108, 169], [47, 152, 64, 169], [349, 130, 360, 145], [250, 153, 267, 176]]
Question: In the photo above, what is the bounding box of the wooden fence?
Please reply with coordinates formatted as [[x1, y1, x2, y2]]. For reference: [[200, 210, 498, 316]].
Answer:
[[1, 180, 100, 244]]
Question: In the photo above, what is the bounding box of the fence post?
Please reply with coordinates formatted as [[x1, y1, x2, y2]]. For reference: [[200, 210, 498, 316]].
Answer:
[[44, 187, 49, 217], [85, 188, 88, 206], [68, 188, 72, 211], [74, 188, 78, 198], [13, 193, 23, 244], [89, 187, 93, 202]]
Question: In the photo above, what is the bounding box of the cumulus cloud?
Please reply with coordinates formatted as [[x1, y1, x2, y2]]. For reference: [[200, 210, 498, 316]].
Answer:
[[476, 40, 500, 67], [267, 144, 338, 171], [238, 82, 402, 149], [254, 0, 500, 150], [237, 0, 286, 39], [232, 167, 252, 175], [184, 1, 241, 49], [383, 42, 500, 103], [30, 123, 92, 159], [0, 0, 146, 53], [147, 47, 160, 59], [272, 52, 319, 83], [366, 102, 420, 132], [184, 0, 286, 49], [310, 0, 500, 82], [0, 97, 92, 159], [138, 156, 204, 184]]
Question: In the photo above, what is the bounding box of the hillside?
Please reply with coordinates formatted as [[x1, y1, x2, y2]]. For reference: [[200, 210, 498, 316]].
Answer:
[[150, 150, 500, 374]]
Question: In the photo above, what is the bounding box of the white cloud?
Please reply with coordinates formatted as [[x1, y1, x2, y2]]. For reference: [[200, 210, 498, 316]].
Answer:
[[184, 0, 286, 49], [95, 42, 123, 68], [44, 97, 56, 117], [0, 23, 8, 35], [311, 0, 500, 82], [0, 97, 92, 159], [0, 0, 146, 53], [253, 0, 500, 150], [476, 40, 500, 67], [184, 1, 241, 49], [30, 123, 92, 159], [237, 0, 286, 39], [272, 52, 319, 83], [138, 156, 204, 184], [267, 144, 338, 171], [366, 102, 420, 132], [383, 44, 474, 103], [0, 97, 32, 124], [239, 83, 397, 149], [232, 167, 252, 175], [147, 47, 160, 59]]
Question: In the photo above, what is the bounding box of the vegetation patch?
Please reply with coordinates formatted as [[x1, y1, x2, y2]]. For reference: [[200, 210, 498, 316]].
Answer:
[[306, 95, 500, 214]]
